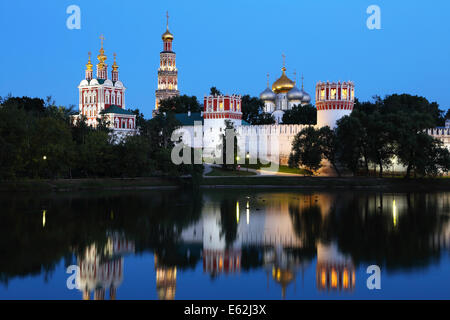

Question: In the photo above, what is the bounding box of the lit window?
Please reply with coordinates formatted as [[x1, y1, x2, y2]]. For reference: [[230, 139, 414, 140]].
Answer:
[[320, 89, 325, 100], [342, 89, 348, 100], [331, 89, 336, 100]]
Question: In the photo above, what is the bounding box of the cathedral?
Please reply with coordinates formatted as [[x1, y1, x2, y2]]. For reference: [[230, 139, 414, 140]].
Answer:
[[259, 58, 312, 124], [71, 36, 137, 139]]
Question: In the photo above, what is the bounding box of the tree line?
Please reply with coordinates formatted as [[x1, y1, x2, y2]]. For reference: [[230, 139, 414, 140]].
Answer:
[[0, 95, 201, 180], [289, 94, 450, 178]]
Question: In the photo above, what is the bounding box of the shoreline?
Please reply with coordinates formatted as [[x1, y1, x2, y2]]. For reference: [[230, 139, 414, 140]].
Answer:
[[1, 176, 450, 193]]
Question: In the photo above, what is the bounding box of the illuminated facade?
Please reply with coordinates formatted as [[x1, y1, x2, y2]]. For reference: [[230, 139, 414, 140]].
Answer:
[[71, 36, 137, 139], [154, 12, 180, 116]]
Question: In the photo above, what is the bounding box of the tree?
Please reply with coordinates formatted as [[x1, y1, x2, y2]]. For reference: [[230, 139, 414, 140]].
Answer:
[[445, 109, 450, 120], [1, 96, 46, 115], [241, 95, 275, 125], [318, 126, 341, 176], [365, 112, 395, 177], [289, 126, 322, 173], [209, 87, 222, 96], [0, 106, 32, 179], [282, 104, 317, 125], [30, 117, 75, 178], [335, 115, 368, 175], [253, 112, 275, 125], [158, 95, 202, 114]]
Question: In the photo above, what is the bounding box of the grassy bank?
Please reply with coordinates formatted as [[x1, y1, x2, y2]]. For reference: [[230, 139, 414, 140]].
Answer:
[[199, 176, 450, 191], [0, 177, 179, 192], [1, 176, 450, 193]]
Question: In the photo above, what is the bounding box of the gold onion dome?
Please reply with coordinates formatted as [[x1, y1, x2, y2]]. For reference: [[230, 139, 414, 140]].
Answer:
[[272, 67, 295, 94], [112, 53, 118, 71], [162, 11, 174, 41], [86, 53, 93, 71], [162, 29, 174, 41], [97, 35, 107, 68]]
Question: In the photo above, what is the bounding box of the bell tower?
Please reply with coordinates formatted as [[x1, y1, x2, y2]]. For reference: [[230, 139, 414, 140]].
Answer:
[[154, 11, 180, 117]]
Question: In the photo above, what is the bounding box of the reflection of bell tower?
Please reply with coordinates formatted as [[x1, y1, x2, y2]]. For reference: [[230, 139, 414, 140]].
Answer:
[[271, 267, 295, 299], [264, 245, 309, 299], [316, 242, 355, 292], [155, 254, 177, 300]]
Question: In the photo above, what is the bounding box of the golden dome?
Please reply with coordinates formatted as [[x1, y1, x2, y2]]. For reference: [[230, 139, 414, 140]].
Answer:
[[97, 35, 107, 69], [272, 67, 295, 94], [86, 52, 93, 71], [112, 53, 118, 72], [162, 29, 174, 41], [162, 11, 174, 41]]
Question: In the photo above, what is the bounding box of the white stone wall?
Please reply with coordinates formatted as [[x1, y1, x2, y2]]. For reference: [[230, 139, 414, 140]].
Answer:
[[236, 124, 311, 165]]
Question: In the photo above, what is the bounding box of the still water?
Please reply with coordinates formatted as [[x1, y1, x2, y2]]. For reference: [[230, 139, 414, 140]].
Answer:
[[0, 189, 449, 300]]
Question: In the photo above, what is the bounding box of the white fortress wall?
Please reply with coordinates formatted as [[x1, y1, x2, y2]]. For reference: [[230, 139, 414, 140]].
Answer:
[[236, 124, 311, 165]]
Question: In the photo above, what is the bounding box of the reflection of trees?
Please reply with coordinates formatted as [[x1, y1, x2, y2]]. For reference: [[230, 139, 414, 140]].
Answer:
[[289, 202, 325, 250], [326, 193, 449, 271], [240, 246, 265, 271], [0, 189, 203, 285], [219, 198, 239, 248]]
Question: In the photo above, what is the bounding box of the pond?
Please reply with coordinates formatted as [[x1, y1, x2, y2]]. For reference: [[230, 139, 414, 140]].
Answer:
[[0, 189, 449, 300]]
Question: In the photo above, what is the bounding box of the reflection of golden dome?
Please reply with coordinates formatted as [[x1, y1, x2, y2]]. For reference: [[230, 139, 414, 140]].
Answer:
[[272, 267, 295, 299], [272, 67, 295, 94]]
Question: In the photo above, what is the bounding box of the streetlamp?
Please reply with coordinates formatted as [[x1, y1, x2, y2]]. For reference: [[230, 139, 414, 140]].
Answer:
[[43, 155, 47, 160], [246, 152, 250, 172]]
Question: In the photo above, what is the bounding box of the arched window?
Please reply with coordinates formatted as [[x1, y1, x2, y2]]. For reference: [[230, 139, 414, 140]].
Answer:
[[106, 92, 110, 104], [117, 92, 121, 105], [112, 92, 116, 105], [115, 118, 119, 128]]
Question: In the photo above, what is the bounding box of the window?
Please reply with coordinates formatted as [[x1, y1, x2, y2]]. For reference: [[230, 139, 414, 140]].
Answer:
[[342, 88, 348, 100], [331, 89, 336, 100], [320, 89, 325, 100]]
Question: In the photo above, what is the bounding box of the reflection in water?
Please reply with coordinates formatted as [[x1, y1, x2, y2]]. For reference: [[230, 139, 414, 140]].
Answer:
[[77, 233, 135, 300], [155, 254, 177, 300], [0, 190, 449, 299], [316, 243, 355, 292]]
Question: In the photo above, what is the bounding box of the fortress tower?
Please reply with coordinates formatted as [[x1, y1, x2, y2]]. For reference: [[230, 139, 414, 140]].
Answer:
[[203, 94, 242, 157], [316, 81, 355, 128]]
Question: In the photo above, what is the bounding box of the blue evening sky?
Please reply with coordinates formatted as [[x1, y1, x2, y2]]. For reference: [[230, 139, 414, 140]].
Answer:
[[0, 0, 449, 118]]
